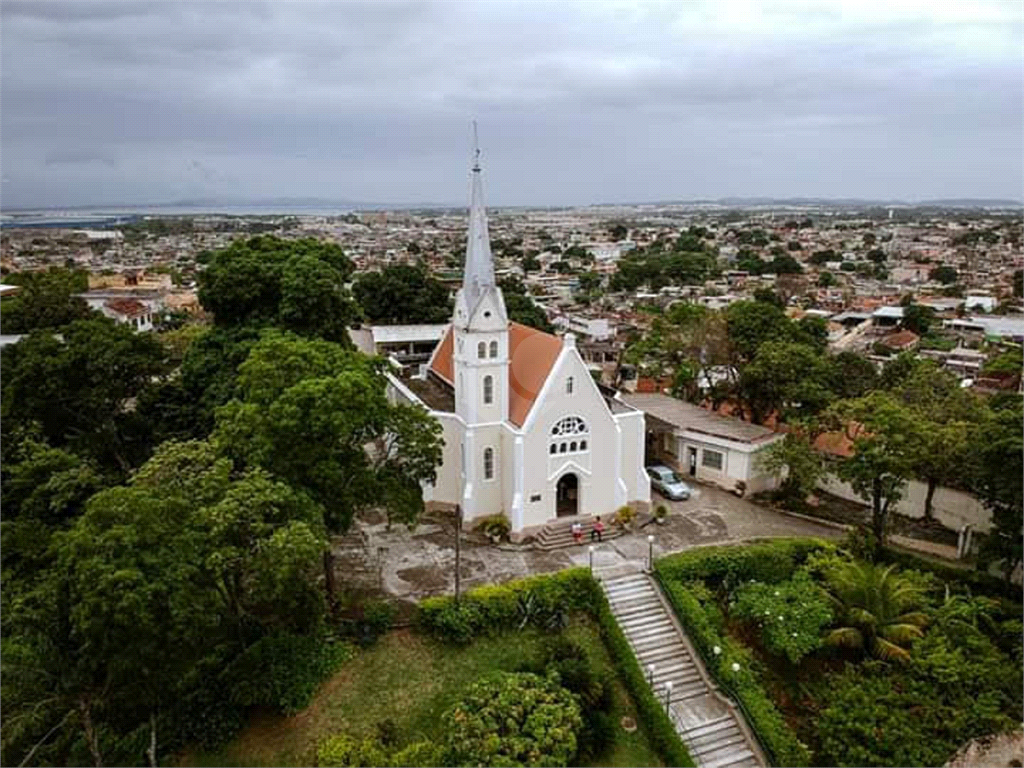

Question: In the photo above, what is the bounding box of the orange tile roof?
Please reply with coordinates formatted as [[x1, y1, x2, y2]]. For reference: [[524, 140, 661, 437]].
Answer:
[[428, 322, 563, 427], [104, 298, 148, 318]]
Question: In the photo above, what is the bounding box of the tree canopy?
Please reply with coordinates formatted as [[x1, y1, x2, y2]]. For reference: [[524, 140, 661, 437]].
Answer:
[[197, 236, 359, 343], [352, 264, 452, 325]]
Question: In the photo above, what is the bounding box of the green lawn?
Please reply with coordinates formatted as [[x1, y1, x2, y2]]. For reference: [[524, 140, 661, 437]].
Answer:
[[184, 617, 662, 767]]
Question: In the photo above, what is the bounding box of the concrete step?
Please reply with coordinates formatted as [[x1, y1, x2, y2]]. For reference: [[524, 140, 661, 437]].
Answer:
[[629, 633, 683, 653], [692, 734, 750, 761], [621, 618, 674, 637], [616, 605, 666, 622], [659, 684, 708, 708], [637, 644, 691, 664], [679, 715, 732, 739], [646, 657, 696, 677], [603, 574, 649, 589], [653, 667, 702, 686], [605, 583, 656, 600], [706, 750, 759, 768], [624, 624, 677, 644], [608, 596, 661, 614], [688, 723, 741, 750]]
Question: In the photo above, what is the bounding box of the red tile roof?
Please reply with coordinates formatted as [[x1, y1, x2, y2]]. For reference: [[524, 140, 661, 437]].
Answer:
[[428, 322, 563, 427], [104, 298, 148, 318]]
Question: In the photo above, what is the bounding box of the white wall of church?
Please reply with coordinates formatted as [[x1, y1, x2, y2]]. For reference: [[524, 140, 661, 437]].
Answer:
[[616, 410, 650, 505], [519, 347, 625, 529]]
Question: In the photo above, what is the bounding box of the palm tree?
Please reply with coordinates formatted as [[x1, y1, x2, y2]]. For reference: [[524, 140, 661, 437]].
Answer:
[[824, 560, 929, 662]]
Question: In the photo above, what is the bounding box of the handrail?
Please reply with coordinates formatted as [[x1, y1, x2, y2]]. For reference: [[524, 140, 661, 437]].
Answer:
[[653, 570, 780, 767]]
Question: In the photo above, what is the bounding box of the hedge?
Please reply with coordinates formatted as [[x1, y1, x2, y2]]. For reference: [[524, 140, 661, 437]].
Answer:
[[417, 568, 602, 643], [416, 568, 694, 767], [655, 540, 831, 767]]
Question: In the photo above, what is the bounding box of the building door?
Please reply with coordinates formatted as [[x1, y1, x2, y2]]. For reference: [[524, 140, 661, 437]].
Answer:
[[556, 473, 579, 517], [687, 447, 697, 477]]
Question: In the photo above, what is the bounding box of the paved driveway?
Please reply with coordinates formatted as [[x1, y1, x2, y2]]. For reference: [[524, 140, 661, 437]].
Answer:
[[334, 485, 843, 601]]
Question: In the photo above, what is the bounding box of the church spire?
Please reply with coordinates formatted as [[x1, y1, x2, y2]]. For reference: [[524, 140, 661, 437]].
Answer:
[[461, 121, 495, 313]]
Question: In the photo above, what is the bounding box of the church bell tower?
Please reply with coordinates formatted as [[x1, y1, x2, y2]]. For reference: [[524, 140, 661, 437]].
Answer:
[[451, 128, 509, 426]]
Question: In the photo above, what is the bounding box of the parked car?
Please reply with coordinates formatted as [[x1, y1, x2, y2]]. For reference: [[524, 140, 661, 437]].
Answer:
[[646, 465, 692, 501]]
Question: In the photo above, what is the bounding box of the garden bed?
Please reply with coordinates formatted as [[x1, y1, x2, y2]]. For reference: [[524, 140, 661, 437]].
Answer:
[[183, 570, 686, 768], [655, 538, 1023, 767]]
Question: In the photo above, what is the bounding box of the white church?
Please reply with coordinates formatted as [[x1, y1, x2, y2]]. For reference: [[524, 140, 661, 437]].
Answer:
[[387, 147, 649, 538]]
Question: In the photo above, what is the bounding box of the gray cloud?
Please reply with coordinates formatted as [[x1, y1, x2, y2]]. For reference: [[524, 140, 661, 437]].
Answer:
[[1, 0, 1021, 208]]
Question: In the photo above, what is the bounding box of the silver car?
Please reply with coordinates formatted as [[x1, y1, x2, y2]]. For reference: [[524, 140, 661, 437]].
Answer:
[[646, 465, 692, 501]]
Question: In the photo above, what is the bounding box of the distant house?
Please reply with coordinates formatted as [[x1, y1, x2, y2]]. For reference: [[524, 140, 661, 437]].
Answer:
[[881, 329, 920, 352], [620, 392, 784, 496], [348, 323, 449, 367], [77, 289, 163, 331], [103, 298, 155, 331], [871, 306, 904, 328]]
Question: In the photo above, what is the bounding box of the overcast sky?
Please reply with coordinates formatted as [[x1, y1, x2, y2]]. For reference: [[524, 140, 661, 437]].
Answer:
[[2, 0, 1022, 209]]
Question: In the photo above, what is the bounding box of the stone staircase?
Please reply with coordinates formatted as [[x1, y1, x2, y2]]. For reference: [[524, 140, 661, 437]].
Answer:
[[601, 572, 763, 768], [533, 515, 624, 551]]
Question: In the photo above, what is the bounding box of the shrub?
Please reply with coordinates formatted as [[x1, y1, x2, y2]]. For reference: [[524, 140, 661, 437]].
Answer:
[[732, 570, 833, 664], [654, 504, 669, 520], [417, 569, 601, 643], [317, 734, 388, 767], [337, 599, 396, 647], [441, 672, 583, 767], [815, 662, 1015, 767], [224, 631, 352, 715], [474, 513, 511, 540], [613, 505, 635, 526], [657, 538, 831, 586], [655, 541, 824, 766], [389, 740, 445, 767]]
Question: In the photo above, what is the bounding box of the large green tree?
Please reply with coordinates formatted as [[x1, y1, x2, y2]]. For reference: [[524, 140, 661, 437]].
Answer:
[[967, 399, 1024, 581], [352, 264, 452, 325], [197, 236, 359, 343], [1, 318, 168, 473], [212, 331, 443, 603], [826, 392, 923, 552], [0, 267, 93, 333], [0, 439, 326, 767], [895, 363, 986, 520]]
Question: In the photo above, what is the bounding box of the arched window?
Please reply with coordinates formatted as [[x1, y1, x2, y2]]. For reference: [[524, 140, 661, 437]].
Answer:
[[559, 442, 567, 453], [570, 441, 577, 452], [489, 340, 498, 358], [483, 447, 494, 480], [477, 341, 486, 359], [579, 439, 587, 451], [566, 376, 574, 395], [550, 416, 588, 436], [483, 375, 494, 404], [549, 443, 557, 455]]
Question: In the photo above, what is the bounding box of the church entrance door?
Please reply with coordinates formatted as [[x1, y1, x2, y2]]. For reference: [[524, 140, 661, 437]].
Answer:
[[556, 473, 579, 517]]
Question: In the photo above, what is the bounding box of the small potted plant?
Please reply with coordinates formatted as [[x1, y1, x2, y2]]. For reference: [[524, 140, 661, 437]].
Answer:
[[614, 505, 635, 531], [655, 504, 669, 525], [477, 514, 511, 544]]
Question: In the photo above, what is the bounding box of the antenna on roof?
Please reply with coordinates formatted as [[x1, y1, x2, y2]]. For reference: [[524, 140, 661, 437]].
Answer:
[[471, 120, 481, 172]]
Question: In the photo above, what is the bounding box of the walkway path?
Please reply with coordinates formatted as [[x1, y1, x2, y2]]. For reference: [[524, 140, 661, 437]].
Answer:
[[335, 485, 845, 602], [600, 569, 763, 768]]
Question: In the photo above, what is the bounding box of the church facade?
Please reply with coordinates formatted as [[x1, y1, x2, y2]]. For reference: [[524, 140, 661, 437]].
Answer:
[[387, 150, 649, 537]]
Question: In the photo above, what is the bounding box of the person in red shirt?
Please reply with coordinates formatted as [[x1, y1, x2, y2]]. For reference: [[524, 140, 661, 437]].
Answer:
[[590, 516, 605, 542]]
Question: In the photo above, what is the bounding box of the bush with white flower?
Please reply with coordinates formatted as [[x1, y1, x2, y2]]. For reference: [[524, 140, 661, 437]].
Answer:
[[731, 570, 832, 663]]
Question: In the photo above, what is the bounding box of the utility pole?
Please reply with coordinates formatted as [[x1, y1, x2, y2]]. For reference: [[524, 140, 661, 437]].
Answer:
[[454, 504, 462, 605]]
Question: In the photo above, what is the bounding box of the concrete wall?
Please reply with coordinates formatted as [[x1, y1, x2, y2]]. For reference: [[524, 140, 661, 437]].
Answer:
[[817, 475, 992, 533]]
